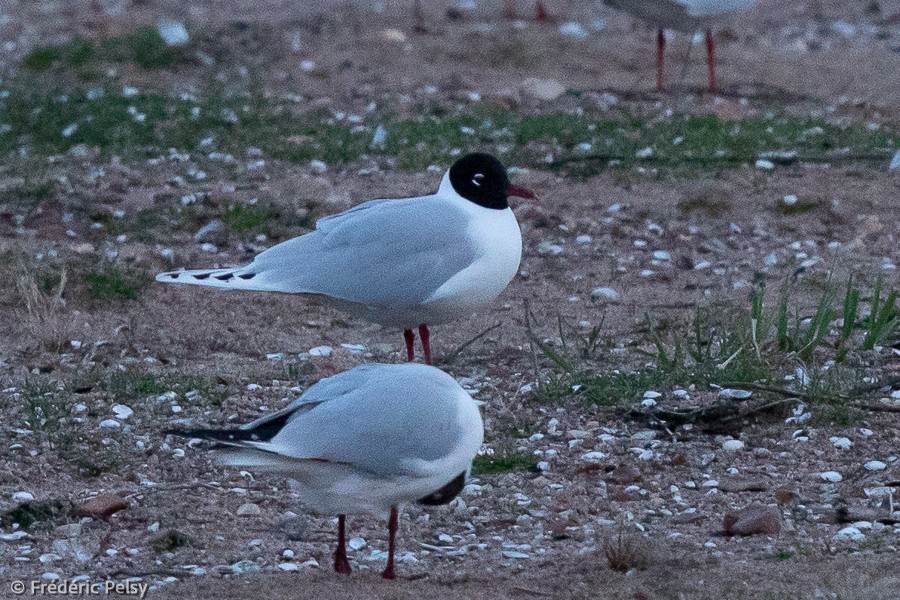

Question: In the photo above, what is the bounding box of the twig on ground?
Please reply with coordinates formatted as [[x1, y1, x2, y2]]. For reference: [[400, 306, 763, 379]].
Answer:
[[440, 321, 503, 364]]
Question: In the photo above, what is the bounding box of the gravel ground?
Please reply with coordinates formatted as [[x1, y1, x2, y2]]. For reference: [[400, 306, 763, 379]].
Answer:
[[0, 1, 899, 598]]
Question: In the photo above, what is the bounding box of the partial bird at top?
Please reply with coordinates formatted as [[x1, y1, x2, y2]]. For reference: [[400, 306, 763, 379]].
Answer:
[[155, 153, 534, 365], [604, 0, 758, 93]]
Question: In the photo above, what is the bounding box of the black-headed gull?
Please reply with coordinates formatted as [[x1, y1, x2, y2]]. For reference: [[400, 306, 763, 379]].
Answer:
[[604, 0, 757, 93], [167, 363, 484, 579], [156, 153, 534, 364]]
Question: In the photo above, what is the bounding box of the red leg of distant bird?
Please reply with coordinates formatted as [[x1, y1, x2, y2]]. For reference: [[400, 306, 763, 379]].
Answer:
[[505, 0, 516, 19], [534, 0, 549, 22], [418, 324, 431, 365], [334, 514, 351, 574], [382, 505, 399, 580], [705, 29, 716, 94], [403, 329, 415, 362], [656, 29, 666, 93], [413, 0, 426, 34]]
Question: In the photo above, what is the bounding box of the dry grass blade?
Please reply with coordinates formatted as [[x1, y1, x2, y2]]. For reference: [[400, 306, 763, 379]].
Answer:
[[602, 527, 649, 573], [16, 267, 71, 352]]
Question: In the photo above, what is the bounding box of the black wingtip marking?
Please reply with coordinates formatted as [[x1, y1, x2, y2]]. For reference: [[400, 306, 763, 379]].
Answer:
[[193, 273, 210, 280], [238, 273, 256, 280], [214, 273, 234, 281], [168, 273, 179, 279], [417, 471, 467, 506]]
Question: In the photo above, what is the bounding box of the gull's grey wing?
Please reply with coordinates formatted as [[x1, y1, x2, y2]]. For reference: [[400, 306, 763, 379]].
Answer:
[[260, 364, 468, 478], [228, 197, 478, 307]]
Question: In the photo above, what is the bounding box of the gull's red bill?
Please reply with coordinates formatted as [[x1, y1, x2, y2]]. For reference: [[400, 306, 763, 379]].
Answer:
[[506, 183, 537, 200]]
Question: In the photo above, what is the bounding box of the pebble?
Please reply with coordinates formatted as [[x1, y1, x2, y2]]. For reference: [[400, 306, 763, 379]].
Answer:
[[348, 537, 367, 550], [864, 460, 887, 471], [834, 526, 865, 542], [237, 503, 261, 516], [277, 562, 300, 571], [501, 551, 530, 559], [99, 419, 121, 429], [12, 491, 34, 501], [42, 572, 61, 581], [537, 241, 564, 255], [890, 150, 900, 171], [576, 235, 592, 244], [722, 440, 745, 452], [580, 451, 606, 461], [157, 19, 189, 46], [228, 559, 260, 575], [830, 437, 852, 450], [112, 404, 134, 420], [643, 391, 662, 399], [590, 287, 620, 301], [755, 159, 775, 171], [309, 159, 328, 174], [820, 471, 843, 483], [308, 346, 333, 357], [520, 78, 566, 102], [558, 22, 588, 39], [652, 250, 671, 261], [719, 389, 752, 400]]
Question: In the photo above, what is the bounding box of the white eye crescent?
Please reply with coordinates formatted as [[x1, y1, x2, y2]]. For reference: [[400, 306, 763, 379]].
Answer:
[[472, 173, 484, 187]]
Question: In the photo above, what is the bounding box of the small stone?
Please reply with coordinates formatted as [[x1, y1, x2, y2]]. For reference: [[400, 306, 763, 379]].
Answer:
[[580, 451, 607, 461], [277, 562, 300, 571], [76, 494, 128, 519], [308, 345, 333, 357], [755, 159, 775, 171], [558, 22, 588, 39], [719, 388, 752, 400], [820, 471, 843, 483], [833, 526, 865, 542], [782, 194, 798, 205], [502, 550, 530, 559], [830, 437, 852, 450], [652, 250, 671, 261], [576, 235, 592, 244], [723, 504, 781, 536], [42, 572, 61, 581], [309, 159, 328, 174], [112, 404, 133, 420], [194, 219, 226, 243], [12, 491, 34, 501], [237, 503, 261, 516], [643, 391, 662, 399], [590, 287, 620, 301], [889, 150, 900, 171], [229, 559, 260, 575], [157, 19, 189, 46], [378, 28, 407, 43], [722, 440, 745, 452], [864, 460, 887, 471], [520, 77, 566, 102], [348, 537, 367, 550], [99, 419, 121, 429]]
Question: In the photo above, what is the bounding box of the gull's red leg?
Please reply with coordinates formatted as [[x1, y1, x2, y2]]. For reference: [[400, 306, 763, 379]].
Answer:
[[381, 505, 399, 580], [705, 29, 716, 94], [656, 29, 666, 93], [413, 0, 427, 34], [334, 514, 351, 574], [534, 0, 549, 22], [418, 324, 432, 365], [403, 329, 415, 362]]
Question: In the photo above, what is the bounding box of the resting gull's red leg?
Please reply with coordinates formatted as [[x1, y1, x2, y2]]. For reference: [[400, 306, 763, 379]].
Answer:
[[705, 29, 716, 93], [403, 329, 415, 362], [381, 505, 399, 580], [334, 514, 351, 574], [656, 28, 666, 93], [418, 323, 432, 365]]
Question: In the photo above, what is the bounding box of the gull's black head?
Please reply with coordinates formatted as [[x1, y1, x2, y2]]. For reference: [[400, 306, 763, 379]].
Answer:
[[448, 153, 536, 210]]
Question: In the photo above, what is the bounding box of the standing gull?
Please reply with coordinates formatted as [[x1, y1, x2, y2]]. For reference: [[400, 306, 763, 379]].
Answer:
[[166, 363, 484, 579], [155, 153, 533, 364], [604, 0, 757, 93]]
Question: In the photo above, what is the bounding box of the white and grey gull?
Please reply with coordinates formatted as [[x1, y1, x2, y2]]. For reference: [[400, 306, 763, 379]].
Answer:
[[156, 153, 534, 364], [604, 0, 758, 93], [166, 363, 484, 579]]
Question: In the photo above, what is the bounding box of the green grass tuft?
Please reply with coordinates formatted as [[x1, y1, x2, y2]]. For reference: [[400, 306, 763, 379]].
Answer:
[[82, 266, 140, 302], [472, 451, 534, 475]]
